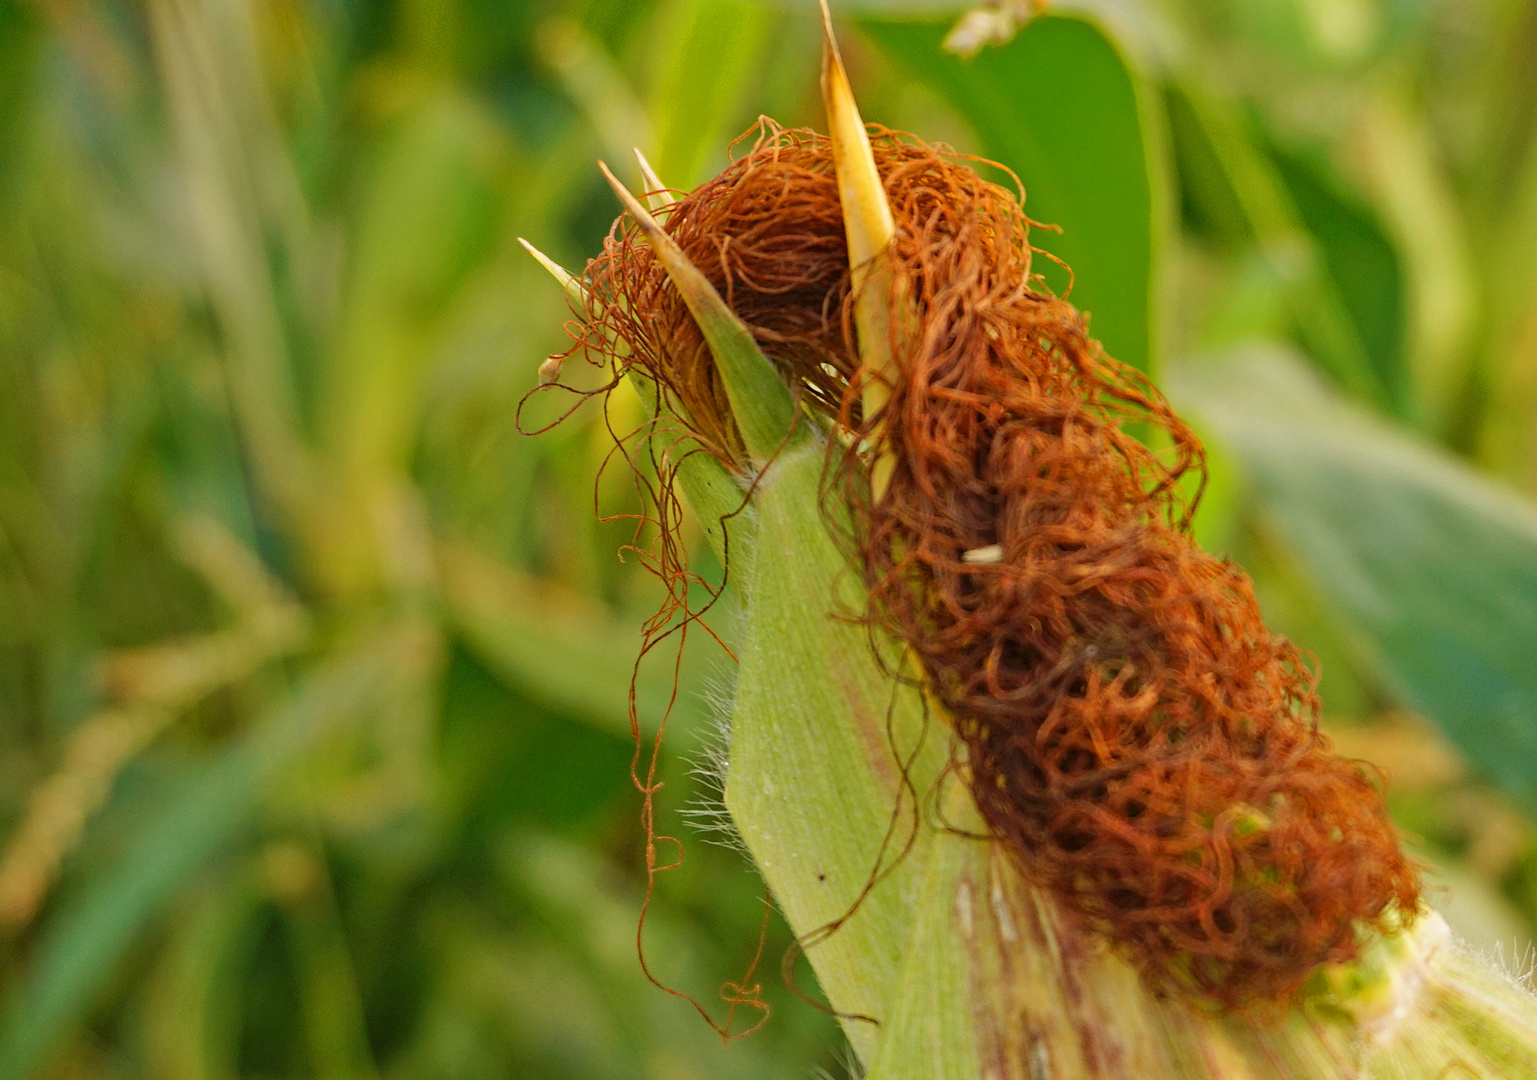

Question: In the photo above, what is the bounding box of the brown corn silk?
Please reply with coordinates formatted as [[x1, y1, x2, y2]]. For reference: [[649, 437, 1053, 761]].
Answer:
[[564, 122, 1422, 1007]]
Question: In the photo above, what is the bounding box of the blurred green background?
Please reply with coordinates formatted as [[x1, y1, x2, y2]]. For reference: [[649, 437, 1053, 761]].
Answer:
[[2, 0, 1537, 1075]]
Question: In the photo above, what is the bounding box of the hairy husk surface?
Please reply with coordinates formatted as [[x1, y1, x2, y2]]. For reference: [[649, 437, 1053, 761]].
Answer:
[[564, 123, 1422, 1008]]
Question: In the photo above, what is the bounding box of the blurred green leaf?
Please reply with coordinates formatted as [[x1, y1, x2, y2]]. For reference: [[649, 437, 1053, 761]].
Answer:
[[283, 872, 379, 1080], [1268, 142, 1406, 409], [439, 542, 712, 737], [0, 632, 415, 1079], [141, 874, 264, 1080], [147, 0, 317, 529], [647, 0, 773, 189], [863, 14, 1165, 375], [1349, 93, 1478, 435], [0, 1, 39, 197], [1478, 127, 1537, 477], [762, 0, 969, 9], [498, 830, 812, 1080], [1173, 346, 1537, 810], [326, 91, 507, 479], [1164, 81, 1390, 409], [538, 16, 654, 186]]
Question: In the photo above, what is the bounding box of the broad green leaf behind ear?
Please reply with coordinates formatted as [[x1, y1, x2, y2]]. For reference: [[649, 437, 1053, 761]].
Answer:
[[1172, 345, 1537, 811]]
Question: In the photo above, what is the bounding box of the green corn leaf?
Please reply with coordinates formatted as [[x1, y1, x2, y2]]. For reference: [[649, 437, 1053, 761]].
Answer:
[[1172, 345, 1537, 813], [1162, 82, 1390, 411], [1266, 141, 1408, 411]]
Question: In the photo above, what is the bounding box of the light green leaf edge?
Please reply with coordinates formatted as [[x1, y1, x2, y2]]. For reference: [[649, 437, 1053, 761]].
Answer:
[[1165, 81, 1391, 412]]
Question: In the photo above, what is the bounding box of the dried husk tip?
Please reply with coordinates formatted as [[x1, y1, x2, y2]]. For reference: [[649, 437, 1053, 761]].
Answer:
[[820, 0, 906, 499], [518, 237, 585, 385]]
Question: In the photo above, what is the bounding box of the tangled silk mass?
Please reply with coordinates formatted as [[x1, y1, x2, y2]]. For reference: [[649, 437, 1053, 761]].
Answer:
[[553, 122, 1421, 1009]]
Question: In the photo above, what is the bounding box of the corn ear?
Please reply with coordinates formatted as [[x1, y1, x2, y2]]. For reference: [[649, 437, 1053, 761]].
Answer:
[[528, 41, 1537, 1079], [527, 210, 1537, 1080], [712, 409, 1537, 1078], [606, 251, 1537, 1080]]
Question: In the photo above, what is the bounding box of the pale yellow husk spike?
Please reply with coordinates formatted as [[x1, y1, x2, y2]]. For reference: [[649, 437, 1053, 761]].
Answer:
[[518, 237, 587, 305], [518, 238, 589, 384], [633, 147, 671, 213], [819, 0, 901, 498]]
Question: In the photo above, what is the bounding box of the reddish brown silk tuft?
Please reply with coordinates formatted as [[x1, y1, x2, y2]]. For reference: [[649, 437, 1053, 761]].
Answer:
[[562, 122, 1421, 1007]]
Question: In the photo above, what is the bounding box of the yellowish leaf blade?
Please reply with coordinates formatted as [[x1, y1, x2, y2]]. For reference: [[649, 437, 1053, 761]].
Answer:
[[819, 0, 894, 269]]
